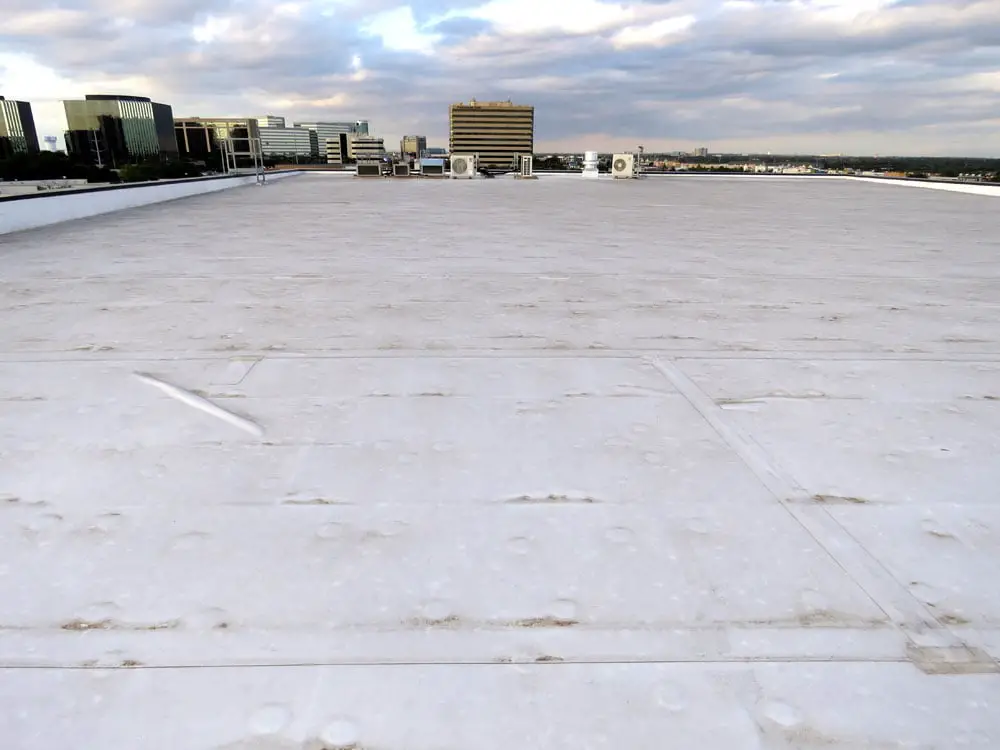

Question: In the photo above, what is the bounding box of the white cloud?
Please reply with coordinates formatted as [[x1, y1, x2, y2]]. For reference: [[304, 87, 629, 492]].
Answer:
[[0, 53, 79, 99], [191, 15, 231, 43], [495, 75, 579, 91], [948, 70, 1000, 93], [273, 94, 349, 108], [0, 51, 156, 139], [795, 0, 894, 22], [3, 0, 1000, 155], [4, 9, 91, 36], [361, 6, 441, 53], [274, 2, 305, 17], [458, 0, 636, 35], [610, 14, 696, 48]]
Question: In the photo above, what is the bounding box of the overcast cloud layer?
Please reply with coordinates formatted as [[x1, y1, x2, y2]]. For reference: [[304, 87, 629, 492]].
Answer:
[[2, 0, 999, 155]]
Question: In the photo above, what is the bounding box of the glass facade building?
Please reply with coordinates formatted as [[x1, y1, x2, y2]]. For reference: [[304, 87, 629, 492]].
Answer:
[[151, 103, 178, 156], [0, 96, 40, 159], [64, 95, 178, 166]]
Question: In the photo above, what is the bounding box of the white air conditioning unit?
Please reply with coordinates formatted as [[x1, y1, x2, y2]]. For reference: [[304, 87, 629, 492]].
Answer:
[[611, 153, 636, 179], [519, 155, 534, 178], [450, 153, 477, 179]]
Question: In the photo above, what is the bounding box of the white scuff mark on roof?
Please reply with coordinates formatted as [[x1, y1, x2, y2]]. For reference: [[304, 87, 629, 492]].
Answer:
[[134, 371, 264, 438]]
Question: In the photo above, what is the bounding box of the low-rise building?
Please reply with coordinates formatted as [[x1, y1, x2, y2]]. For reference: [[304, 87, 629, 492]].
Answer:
[[351, 135, 385, 161], [297, 122, 360, 158], [256, 115, 286, 129], [259, 126, 312, 159], [325, 135, 349, 165]]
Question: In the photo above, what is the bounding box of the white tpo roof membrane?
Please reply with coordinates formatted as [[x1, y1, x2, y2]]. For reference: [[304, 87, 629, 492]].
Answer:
[[1, 174, 999, 749]]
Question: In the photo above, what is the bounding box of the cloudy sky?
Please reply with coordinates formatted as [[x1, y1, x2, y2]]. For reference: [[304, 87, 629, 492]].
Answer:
[[1, 0, 998, 155]]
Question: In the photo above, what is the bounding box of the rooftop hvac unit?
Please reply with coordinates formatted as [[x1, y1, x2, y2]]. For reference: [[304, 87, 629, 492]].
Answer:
[[422, 163, 445, 176], [611, 153, 637, 179], [393, 164, 410, 177], [450, 154, 477, 179], [356, 162, 382, 177], [519, 155, 534, 178]]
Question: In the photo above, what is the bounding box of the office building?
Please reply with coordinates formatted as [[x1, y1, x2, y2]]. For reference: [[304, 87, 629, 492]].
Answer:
[[693, 147, 709, 158], [259, 126, 312, 159], [350, 135, 385, 161], [256, 115, 286, 129], [64, 94, 178, 166], [174, 117, 262, 165], [449, 99, 533, 169], [354, 120, 370, 136], [43, 136, 58, 152], [400, 135, 427, 159], [0, 96, 40, 158], [295, 122, 360, 158], [325, 135, 350, 165]]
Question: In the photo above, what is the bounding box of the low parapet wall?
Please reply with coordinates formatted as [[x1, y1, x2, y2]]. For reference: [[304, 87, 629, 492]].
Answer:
[[0, 171, 301, 235], [849, 176, 1000, 197]]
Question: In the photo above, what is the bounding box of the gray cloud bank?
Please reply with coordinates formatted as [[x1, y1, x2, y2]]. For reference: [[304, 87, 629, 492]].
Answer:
[[2, 0, 999, 154]]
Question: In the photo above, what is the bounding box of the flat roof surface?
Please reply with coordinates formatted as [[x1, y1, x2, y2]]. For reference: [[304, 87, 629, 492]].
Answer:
[[2, 174, 999, 748]]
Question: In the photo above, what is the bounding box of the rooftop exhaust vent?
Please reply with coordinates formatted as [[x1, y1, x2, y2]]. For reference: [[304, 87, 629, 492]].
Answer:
[[519, 155, 534, 179]]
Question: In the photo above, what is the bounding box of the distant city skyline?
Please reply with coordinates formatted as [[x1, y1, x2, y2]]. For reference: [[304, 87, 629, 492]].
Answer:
[[2, 0, 998, 157], [8, 99, 1000, 160], [11, 93, 998, 160]]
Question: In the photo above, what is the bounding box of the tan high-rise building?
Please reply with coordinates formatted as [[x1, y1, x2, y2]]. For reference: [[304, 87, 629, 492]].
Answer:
[[448, 99, 533, 170], [400, 135, 427, 159]]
